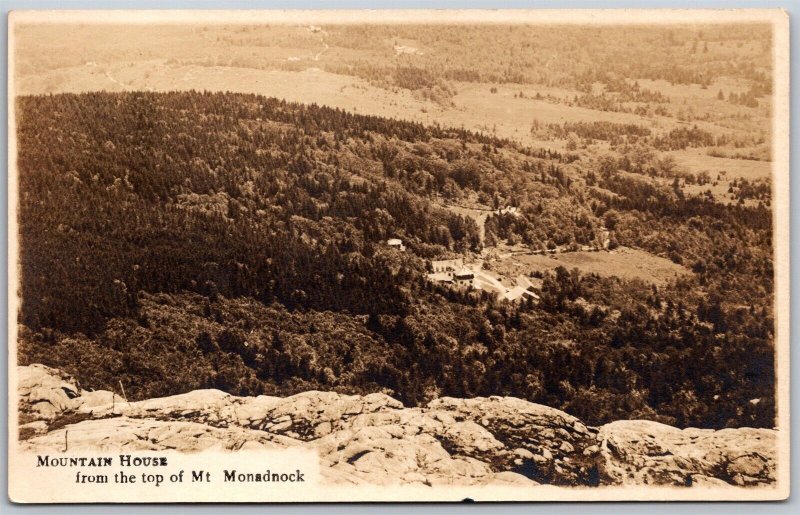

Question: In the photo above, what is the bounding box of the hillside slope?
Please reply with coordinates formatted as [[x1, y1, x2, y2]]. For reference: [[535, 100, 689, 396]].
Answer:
[[18, 364, 776, 488], [16, 91, 775, 429]]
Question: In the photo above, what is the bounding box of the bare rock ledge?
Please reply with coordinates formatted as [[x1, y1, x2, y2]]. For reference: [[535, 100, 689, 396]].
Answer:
[[17, 364, 776, 487]]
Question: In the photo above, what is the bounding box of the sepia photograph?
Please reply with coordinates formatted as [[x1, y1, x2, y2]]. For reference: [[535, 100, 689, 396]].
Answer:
[[6, 9, 790, 502]]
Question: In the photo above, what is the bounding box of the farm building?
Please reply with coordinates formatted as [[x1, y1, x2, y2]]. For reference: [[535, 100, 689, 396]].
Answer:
[[387, 238, 405, 251], [453, 269, 475, 286], [428, 259, 469, 285]]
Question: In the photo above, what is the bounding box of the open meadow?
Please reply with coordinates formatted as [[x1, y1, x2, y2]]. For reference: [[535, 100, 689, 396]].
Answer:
[[493, 247, 692, 286]]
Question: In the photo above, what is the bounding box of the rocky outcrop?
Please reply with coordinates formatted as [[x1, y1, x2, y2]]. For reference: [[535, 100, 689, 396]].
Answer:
[[597, 420, 776, 487], [18, 364, 84, 420], [17, 365, 777, 487]]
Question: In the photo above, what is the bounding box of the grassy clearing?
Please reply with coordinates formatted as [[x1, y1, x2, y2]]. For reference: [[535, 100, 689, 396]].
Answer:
[[493, 246, 691, 286], [668, 148, 772, 180]]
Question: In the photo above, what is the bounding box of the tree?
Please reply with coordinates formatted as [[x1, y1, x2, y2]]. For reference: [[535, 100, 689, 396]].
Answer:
[[196, 332, 217, 354]]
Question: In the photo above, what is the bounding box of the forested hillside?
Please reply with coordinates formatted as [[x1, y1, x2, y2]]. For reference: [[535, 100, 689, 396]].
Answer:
[[16, 91, 774, 429]]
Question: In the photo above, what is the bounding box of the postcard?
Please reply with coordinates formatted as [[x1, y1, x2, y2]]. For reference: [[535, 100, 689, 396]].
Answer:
[[7, 9, 790, 502]]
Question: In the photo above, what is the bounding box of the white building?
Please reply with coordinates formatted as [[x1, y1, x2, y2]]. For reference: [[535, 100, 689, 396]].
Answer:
[[453, 269, 475, 286], [387, 238, 405, 251]]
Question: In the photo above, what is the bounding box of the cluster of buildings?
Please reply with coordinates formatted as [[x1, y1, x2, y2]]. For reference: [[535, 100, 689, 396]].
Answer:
[[428, 258, 475, 286], [427, 258, 539, 303], [385, 238, 540, 302], [384, 216, 613, 302]]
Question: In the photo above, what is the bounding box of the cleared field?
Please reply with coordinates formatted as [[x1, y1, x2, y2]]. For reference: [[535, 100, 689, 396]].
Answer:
[[15, 24, 766, 153], [636, 78, 771, 135], [493, 247, 691, 286], [450, 82, 669, 136], [668, 148, 772, 180], [664, 148, 772, 206], [17, 61, 435, 117], [14, 60, 662, 151]]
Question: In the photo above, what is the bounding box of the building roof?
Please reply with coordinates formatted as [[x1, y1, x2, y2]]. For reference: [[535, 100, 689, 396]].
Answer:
[[473, 277, 506, 294], [503, 286, 527, 301], [504, 286, 540, 301]]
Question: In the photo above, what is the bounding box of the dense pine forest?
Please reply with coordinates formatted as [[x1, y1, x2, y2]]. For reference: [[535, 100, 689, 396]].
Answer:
[[17, 91, 774, 429]]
